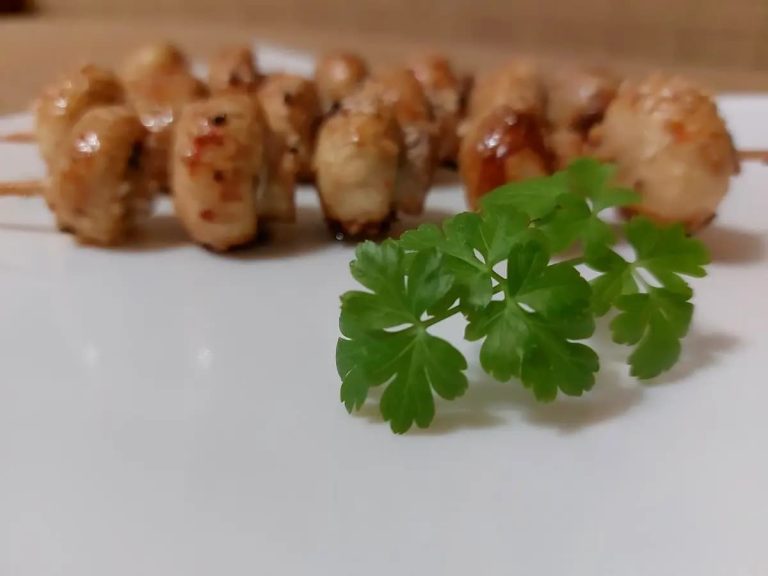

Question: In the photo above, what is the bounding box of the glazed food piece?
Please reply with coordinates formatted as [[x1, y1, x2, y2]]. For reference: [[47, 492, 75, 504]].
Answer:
[[121, 42, 207, 193], [121, 42, 206, 122], [172, 93, 266, 251], [34, 65, 125, 171], [344, 69, 436, 215], [546, 66, 619, 134], [408, 53, 465, 165], [315, 52, 369, 114], [314, 108, 401, 238], [591, 74, 739, 231], [120, 42, 189, 85], [467, 59, 545, 121], [547, 130, 586, 171], [207, 48, 295, 222], [208, 45, 261, 93], [48, 105, 151, 245], [257, 74, 322, 181], [545, 66, 619, 167], [459, 105, 554, 210]]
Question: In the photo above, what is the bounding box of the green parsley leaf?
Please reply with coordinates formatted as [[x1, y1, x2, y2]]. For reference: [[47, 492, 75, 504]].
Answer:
[[338, 328, 468, 433], [589, 249, 636, 316], [480, 173, 569, 220], [400, 210, 530, 310], [401, 214, 490, 309], [586, 217, 709, 378], [611, 288, 694, 379], [481, 160, 637, 257], [336, 161, 709, 432], [626, 216, 710, 297], [588, 217, 710, 314], [534, 159, 639, 255], [465, 236, 598, 400], [338, 241, 468, 433], [566, 158, 640, 213], [535, 193, 593, 252]]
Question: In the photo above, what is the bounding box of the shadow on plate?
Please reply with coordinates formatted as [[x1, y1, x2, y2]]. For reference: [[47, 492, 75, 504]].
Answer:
[[0, 214, 191, 253], [0, 221, 58, 235], [116, 214, 189, 252], [350, 324, 739, 436], [353, 366, 643, 437], [391, 206, 457, 238], [646, 330, 740, 386], [414, 365, 643, 436], [223, 205, 334, 261], [698, 225, 766, 264], [0, 203, 461, 257], [579, 220, 765, 266], [432, 167, 461, 187], [225, 202, 460, 260]]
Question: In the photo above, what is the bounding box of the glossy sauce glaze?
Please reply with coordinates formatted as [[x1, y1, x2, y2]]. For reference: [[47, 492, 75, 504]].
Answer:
[[459, 105, 554, 209]]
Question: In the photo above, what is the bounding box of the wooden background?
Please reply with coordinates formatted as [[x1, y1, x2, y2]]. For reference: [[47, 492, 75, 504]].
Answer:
[[1, 0, 767, 113], [31, 0, 768, 70]]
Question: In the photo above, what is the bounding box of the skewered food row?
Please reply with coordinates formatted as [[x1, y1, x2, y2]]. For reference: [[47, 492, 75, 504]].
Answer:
[[460, 62, 739, 230], [0, 42, 740, 251]]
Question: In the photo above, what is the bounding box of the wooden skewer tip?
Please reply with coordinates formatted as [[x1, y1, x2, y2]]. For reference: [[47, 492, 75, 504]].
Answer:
[[0, 132, 35, 144], [0, 180, 44, 197], [738, 149, 768, 163]]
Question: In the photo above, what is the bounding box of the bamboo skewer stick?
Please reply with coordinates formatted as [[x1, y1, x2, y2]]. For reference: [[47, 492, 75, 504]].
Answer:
[[0, 180, 44, 197], [0, 132, 35, 144], [738, 149, 768, 163]]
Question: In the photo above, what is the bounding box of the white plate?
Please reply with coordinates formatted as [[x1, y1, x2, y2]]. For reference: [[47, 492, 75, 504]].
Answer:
[[1, 90, 767, 575]]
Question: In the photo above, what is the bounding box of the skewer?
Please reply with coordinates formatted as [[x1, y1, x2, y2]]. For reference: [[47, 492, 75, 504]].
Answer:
[[0, 180, 44, 196], [0, 131, 35, 144], [0, 41, 751, 248], [1, 105, 153, 246], [737, 149, 768, 163], [7, 133, 766, 164]]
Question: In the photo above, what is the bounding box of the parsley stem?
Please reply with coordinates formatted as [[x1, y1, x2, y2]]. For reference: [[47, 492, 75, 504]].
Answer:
[[423, 284, 506, 328], [423, 306, 462, 327]]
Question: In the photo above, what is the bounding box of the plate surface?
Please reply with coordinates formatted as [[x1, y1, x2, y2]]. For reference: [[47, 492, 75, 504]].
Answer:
[[0, 92, 766, 575]]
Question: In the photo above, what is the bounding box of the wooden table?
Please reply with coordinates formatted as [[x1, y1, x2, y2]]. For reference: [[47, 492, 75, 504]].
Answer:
[[2, 15, 767, 115]]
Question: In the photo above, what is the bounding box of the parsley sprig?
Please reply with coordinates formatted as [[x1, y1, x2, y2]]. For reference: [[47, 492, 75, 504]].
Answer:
[[337, 159, 711, 433]]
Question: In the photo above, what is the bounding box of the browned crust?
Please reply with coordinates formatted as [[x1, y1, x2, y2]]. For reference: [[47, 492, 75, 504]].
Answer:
[[325, 210, 397, 241]]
